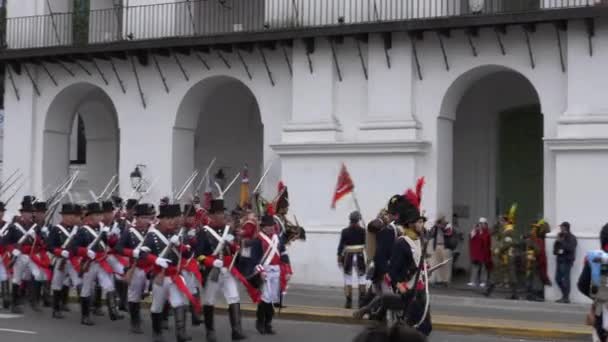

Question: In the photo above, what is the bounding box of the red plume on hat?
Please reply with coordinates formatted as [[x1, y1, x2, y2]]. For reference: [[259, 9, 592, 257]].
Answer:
[[277, 181, 285, 193], [404, 177, 425, 210], [266, 203, 275, 217]]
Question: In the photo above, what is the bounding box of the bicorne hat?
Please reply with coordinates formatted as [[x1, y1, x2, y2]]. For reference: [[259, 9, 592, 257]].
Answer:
[[276, 182, 289, 210]]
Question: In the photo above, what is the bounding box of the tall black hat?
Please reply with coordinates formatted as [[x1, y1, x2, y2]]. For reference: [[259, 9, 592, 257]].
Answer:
[[0, 201, 6, 212], [134, 203, 155, 217], [126, 199, 139, 210], [20, 196, 35, 212], [111, 196, 124, 208], [208, 199, 225, 214], [33, 201, 48, 212], [84, 202, 103, 216], [183, 204, 196, 217], [60, 203, 83, 216], [158, 204, 181, 219], [101, 201, 114, 213], [260, 214, 275, 227], [276, 182, 289, 210]]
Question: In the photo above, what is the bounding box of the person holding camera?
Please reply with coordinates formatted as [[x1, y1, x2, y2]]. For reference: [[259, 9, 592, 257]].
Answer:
[[554, 221, 577, 303]]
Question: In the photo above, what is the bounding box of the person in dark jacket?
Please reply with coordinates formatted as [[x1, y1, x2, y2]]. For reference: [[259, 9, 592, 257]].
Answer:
[[338, 211, 367, 308], [577, 223, 608, 342], [369, 210, 398, 295], [554, 221, 577, 303]]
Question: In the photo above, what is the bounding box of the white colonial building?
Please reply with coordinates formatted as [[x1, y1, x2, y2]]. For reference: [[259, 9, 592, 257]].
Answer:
[[1, 0, 608, 303]]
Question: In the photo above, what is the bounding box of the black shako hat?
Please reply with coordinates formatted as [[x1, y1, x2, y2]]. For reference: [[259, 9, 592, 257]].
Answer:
[[126, 199, 139, 210], [84, 202, 103, 216], [134, 203, 155, 217], [183, 204, 196, 217], [101, 201, 114, 213], [20, 196, 35, 212], [0, 201, 6, 212], [60, 203, 83, 216], [33, 201, 48, 212], [157, 204, 181, 219], [260, 215, 275, 227], [111, 196, 123, 209], [208, 199, 225, 214]]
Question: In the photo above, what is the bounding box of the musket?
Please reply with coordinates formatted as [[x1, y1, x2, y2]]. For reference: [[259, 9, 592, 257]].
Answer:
[[44, 171, 80, 226], [4, 179, 25, 205], [0, 173, 23, 198], [174, 170, 199, 200], [104, 182, 120, 200], [252, 158, 275, 194], [213, 172, 241, 200], [175, 170, 200, 201], [8, 223, 39, 268], [0, 169, 20, 190], [153, 227, 185, 285], [57, 226, 80, 271], [137, 176, 159, 201], [194, 158, 216, 195], [97, 175, 117, 200], [79, 226, 108, 276]]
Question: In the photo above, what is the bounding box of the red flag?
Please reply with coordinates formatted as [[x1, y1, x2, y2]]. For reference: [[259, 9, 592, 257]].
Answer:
[[331, 164, 355, 209]]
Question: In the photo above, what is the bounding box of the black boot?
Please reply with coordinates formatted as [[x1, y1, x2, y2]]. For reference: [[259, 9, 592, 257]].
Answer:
[[175, 306, 192, 342], [30, 281, 42, 312], [264, 302, 276, 335], [106, 291, 124, 321], [1, 281, 9, 309], [128, 302, 143, 334], [52, 290, 64, 319], [92, 286, 104, 316], [42, 282, 51, 307], [115, 280, 127, 312], [10, 283, 22, 314], [191, 294, 202, 326], [203, 305, 217, 342], [255, 304, 265, 334], [151, 312, 164, 342], [60, 286, 71, 312], [228, 303, 246, 341], [80, 297, 95, 326]]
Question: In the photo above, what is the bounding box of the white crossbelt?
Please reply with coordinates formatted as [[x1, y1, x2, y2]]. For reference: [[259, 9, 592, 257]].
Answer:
[[82, 225, 106, 250], [203, 225, 229, 256], [259, 232, 279, 267]]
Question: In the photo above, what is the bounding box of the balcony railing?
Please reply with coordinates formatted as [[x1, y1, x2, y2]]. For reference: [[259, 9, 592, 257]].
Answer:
[[0, 0, 605, 51]]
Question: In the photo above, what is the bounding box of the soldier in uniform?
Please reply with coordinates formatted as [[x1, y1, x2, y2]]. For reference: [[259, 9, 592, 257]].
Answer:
[[3, 196, 50, 313], [47, 203, 83, 319], [102, 200, 129, 312], [485, 206, 519, 299], [355, 178, 432, 336], [181, 204, 204, 327], [140, 204, 197, 342], [115, 203, 155, 334], [33, 201, 52, 308], [195, 199, 247, 342], [69, 202, 123, 325], [251, 212, 292, 335], [0, 202, 10, 310], [337, 211, 366, 309]]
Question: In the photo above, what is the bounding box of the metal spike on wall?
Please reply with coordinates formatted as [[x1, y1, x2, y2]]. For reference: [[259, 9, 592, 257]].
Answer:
[[129, 55, 146, 108]]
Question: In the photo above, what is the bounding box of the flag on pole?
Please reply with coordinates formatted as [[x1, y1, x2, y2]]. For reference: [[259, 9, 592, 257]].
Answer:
[[203, 171, 213, 210], [239, 165, 250, 209], [331, 163, 355, 209]]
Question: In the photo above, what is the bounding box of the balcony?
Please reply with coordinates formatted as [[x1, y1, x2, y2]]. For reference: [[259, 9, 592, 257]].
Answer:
[[0, 0, 606, 56]]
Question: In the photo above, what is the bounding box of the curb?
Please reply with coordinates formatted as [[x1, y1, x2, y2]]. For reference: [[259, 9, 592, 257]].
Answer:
[[69, 297, 592, 340]]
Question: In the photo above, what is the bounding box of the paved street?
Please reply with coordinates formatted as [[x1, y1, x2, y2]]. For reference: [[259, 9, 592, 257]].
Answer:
[[0, 307, 584, 342]]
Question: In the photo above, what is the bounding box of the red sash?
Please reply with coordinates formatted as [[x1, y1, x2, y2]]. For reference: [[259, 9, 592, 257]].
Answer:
[[166, 267, 201, 314], [224, 255, 261, 303]]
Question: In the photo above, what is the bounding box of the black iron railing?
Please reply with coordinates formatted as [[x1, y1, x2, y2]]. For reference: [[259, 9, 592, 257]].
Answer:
[[1, 0, 604, 50]]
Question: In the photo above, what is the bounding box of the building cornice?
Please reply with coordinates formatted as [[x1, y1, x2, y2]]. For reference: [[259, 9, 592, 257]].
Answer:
[[271, 140, 429, 156], [545, 137, 608, 151]]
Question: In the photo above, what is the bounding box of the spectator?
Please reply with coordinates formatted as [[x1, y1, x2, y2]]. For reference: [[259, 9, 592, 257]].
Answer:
[[468, 217, 492, 287], [554, 221, 577, 303], [429, 215, 454, 287]]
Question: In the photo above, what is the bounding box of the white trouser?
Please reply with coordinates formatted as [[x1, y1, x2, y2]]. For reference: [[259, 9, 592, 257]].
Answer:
[[203, 268, 240, 305], [343, 254, 368, 287], [127, 268, 148, 303], [106, 255, 125, 276], [12, 254, 47, 284], [80, 262, 115, 297], [51, 260, 81, 291], [0, 261, 7, 282], [181, 269, 199, 295], [261, 265, 280, 304], [150, 276, 188, 313]]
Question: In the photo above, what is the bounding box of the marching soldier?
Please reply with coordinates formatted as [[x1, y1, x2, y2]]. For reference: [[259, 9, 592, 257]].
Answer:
[[47, 203, 83, 319], [251, 211, 292, 335], [102, 201, 129, 312], [337, 211, 367, 309], [69, 202, 123, 325], [140, 204, 197, 342], [3, 196, 50, 313], [115, 203, 156, 334], [195, 199, 248, 342], [368, 209, 398, 296], [0, 202, 10, 310], [33, 201, 52, 308], [181, 204, 204, 327]]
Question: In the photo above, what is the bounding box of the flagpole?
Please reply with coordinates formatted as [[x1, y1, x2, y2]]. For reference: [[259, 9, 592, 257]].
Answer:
[[350, 189, 365, 227]]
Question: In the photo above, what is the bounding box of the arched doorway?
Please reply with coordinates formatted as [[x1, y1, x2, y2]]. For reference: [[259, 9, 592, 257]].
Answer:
[[173, 76, 263, 208], [43, 83, 119, 202], [441, 66, 542, 271]]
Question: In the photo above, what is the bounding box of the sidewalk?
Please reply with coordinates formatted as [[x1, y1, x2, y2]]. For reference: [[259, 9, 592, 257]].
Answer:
[[230, 284, 592, 340]]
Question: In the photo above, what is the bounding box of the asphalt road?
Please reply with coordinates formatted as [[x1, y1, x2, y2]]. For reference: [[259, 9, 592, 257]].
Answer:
[[0, 308, 583, 342]]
